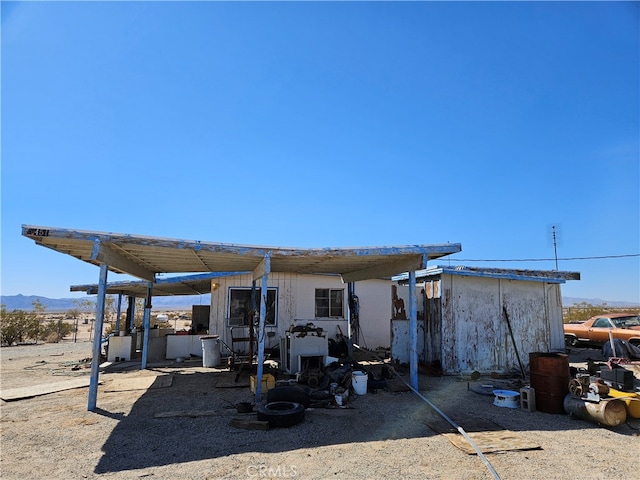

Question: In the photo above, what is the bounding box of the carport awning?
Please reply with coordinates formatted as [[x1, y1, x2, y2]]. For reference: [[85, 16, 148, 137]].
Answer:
[[70, 272, 233, 297], [22, 225, 462, 282]]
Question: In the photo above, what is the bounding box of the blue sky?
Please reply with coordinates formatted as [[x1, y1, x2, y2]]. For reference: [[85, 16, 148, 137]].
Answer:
[[1, 1, 638, 303]]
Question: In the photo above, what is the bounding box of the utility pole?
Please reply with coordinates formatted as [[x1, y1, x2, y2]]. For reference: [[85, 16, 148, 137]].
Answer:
[[552, 225, 559, 271]]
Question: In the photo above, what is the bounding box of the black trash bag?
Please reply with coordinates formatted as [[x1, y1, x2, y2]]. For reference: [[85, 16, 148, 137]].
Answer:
[[328, 337, 349, 358], [320, 363, 352, 389], [602, 338, 640, 360]]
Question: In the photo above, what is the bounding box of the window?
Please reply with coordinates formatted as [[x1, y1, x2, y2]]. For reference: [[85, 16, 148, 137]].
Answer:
[[315, 288, 344, 318], [593, 318, 613, 328], [227, 287, 277, 326]]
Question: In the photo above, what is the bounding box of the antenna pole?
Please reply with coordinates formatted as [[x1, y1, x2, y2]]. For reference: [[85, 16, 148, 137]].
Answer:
[[552, 225, 558, 271]]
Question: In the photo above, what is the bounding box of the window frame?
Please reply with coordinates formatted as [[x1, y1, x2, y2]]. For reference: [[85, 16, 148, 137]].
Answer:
[[227, 286, 278, 327], [314, 288, 345, 319]]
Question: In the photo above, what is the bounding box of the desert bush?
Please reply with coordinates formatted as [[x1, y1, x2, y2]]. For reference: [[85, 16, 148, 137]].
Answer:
[[563, 302, 640, 323], [0, 305, 40, 346], [45, 332, 60, 343], [39, 320, 76, 343]]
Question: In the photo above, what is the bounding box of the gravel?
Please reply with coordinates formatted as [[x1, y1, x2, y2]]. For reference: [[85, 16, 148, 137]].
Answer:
[[1, 340, 638, 480]]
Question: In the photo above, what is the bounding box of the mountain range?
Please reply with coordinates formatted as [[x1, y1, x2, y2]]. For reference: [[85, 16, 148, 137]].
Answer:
[[0, 294, 210, 312], [1, 293, 637, 312]]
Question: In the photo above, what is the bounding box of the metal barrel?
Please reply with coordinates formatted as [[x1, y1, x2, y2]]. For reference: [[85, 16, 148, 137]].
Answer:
[[563, 396, 627, 427], [529, 352, 570, 414]]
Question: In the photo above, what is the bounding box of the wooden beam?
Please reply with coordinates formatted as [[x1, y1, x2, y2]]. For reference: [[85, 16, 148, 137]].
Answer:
[[341, 255, 424, 283], [91, 240, 156, 282], [252, 255, 271, 281]]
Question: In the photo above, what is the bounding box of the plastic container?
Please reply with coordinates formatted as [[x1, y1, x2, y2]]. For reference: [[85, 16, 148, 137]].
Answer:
[[200, 335, 221, 367], [493, 389, 520, 408], [352, 371, 368, 395], [250, 374, 276, 393]]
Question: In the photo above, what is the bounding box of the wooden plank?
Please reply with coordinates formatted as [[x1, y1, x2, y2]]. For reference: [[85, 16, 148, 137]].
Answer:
[[443, 430, 541, 454], [214, 382, 249, 389], [0, 377, 99, 401], [92, 240, 156, 282], [229, 418, 269, 430]]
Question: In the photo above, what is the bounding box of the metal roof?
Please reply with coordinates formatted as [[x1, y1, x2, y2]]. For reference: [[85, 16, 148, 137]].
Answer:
[[23, 225, 462, 283], [70, 272, 235, 297], [394, 265, 580, 284]]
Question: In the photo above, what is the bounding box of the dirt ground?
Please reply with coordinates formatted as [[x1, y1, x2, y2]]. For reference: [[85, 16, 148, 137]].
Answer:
[[1, 338, 638, 480]]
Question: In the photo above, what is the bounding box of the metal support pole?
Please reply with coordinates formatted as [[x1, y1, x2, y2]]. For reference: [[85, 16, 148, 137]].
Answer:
[[115, 294, 123, 333], [347, 282, 354, 356], [141, 283, 152, 370], [129, 295, 136, 331], [88, 264, 108, 411], [255, 254, 270, 403], [409, 270, 418, 390]]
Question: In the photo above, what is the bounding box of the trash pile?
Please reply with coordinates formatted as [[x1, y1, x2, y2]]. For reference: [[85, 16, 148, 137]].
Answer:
[[271, 358, 392, 410], [566, 359, 639, 427]]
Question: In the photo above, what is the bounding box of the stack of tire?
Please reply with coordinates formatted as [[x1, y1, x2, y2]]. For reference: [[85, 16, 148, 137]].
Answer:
[[257, 401, 305, 428], [257, 386, 310, 428]]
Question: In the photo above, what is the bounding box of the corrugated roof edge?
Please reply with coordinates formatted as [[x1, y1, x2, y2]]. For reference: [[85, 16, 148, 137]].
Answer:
[[393, 265, 580, 284]]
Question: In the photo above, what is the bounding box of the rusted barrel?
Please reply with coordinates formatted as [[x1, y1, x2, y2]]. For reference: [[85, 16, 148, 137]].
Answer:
[[529, 352, 569, 414]]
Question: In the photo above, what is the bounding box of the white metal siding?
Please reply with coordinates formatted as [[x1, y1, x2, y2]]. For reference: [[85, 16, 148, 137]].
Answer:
[[440, 275, 564, 374], [209, 273, 393, 353], [393, 274, 567, 374]]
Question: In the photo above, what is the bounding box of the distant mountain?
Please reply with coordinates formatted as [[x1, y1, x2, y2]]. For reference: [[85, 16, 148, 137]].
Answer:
[[0, 294, 208, 312], [562, 297, 639, 308], [0, 294, 82, 312]]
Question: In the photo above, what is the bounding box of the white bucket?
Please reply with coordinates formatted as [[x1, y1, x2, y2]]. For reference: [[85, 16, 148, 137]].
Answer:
[[493, 389, 520, 408], [352, 371, 368, 395], [201, 335, 221, 367]]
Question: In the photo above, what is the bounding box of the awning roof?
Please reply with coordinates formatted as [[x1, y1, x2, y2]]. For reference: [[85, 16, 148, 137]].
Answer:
[[23, 225, 462, 283], [394, 265, 580, 284], [70, 272, 233, 297]]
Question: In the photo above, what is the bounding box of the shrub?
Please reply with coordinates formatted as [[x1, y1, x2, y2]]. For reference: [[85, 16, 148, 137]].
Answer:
[[0, 305, 40, 346], [39, 320, 76, 343]]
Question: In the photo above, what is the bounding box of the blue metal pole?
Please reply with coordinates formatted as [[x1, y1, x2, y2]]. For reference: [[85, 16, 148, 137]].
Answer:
[[115, 294, 123, 333], [88, 263, 108, 411], [409, 270, 418, 390], [347, 282, 354, 356], [129, 296, 136, 331], [255, 254, 270, 403], [141, 283, 152, 370]]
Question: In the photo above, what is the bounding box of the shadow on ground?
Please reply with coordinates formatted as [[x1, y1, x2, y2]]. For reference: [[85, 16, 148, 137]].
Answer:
[[93, 352, 640, 475]]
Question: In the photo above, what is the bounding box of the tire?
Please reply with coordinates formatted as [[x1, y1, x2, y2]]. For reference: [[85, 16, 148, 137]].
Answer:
[[266, 386, 311, 407], [565, 335, 578, 347], [257, 401, 305, 428]]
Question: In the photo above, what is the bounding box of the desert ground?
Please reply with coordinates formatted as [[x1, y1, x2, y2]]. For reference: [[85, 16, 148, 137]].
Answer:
[[1, 319, 638, 480]]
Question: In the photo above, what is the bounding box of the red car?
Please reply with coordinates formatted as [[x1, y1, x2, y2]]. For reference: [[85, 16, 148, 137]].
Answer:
[[564, 313, 640, 347]]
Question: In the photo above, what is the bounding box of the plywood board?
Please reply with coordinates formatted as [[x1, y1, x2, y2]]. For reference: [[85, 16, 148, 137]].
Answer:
[[104, 374, 173, 392], [0, 377, 97, 401], [443, 430, 541, 455], [425, 413, 541, 454]]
